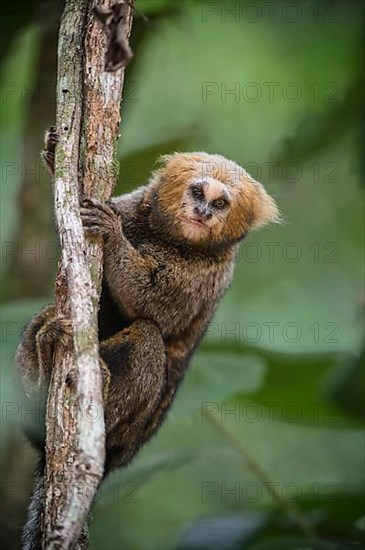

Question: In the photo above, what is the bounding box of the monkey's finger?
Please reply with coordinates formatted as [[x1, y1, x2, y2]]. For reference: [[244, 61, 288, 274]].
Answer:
[[80, 212, 111, 228], [80, 207, 116, 227], [82, 198, 106, 210], [80, 205, 109, 217], [57, 316, 73, 337], [80, 207, 100, 216], [65, 367, 77, 392], [106, 200, 119, 214], [83, 225, 107, 237], [38, 316, 73, 351], [82, 198, 99, 206], [80, 211, 97, 222], [81, 199, 105, 214], [80, 206, 107, 218], [80, 213, 107, 226], [81, 218, 104, 229], [47, 127, 58, 143], [82, 198, 116, 217]]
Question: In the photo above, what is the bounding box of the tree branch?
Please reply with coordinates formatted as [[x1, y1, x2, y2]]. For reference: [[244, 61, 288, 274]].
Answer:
[[42, 1, 134, 548]]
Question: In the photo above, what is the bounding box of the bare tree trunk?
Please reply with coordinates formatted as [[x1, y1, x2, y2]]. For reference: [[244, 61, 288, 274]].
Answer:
[[42, 1, 134, 548]]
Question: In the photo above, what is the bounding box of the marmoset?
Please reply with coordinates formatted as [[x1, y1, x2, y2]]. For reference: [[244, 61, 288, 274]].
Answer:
[[16, 130, 279, 547]]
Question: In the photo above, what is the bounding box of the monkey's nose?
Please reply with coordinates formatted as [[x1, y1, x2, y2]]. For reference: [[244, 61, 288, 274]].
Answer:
[[194, 205, 213, 220]]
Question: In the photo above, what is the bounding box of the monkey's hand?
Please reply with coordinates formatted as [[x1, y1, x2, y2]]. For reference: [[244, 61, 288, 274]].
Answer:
[[41, 126, 58, 175], [81, 198, 122, 240]]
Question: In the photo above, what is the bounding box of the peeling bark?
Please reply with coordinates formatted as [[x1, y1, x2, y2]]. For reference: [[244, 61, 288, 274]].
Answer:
[[42, 1, 134, 548]]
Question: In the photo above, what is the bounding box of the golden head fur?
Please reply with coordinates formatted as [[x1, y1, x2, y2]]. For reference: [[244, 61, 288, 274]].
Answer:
[[149, 152, 280, 247]]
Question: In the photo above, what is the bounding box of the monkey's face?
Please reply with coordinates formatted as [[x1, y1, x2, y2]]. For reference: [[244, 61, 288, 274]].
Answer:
[[154, 152, 280, 247], [179, 177, 233, 241]]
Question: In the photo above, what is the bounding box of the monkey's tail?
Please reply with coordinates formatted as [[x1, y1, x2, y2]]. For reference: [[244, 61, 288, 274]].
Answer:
[[22, 456, 45, 550], [22, 456, 90, 550]]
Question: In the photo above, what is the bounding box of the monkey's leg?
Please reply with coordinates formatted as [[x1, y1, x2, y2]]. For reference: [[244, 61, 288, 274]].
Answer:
[[41, 126, 58, 175], [16, 305, 72, 395], [100, 319, 167, 472], [17, 307, 75, 550]]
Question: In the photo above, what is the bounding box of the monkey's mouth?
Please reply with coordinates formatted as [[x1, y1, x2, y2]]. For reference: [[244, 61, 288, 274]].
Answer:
[[190, 219, 206, 227], [188, 217, 208, 228], [180, 216, 210, 237]]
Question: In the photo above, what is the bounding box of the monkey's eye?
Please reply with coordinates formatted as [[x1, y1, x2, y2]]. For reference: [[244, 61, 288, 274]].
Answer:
[[191, 187, 204, 200], [214, 198, 227, 209]]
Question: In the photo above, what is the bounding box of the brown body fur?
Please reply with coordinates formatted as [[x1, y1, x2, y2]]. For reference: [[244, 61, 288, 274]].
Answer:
[[16, 147, 279, 474]]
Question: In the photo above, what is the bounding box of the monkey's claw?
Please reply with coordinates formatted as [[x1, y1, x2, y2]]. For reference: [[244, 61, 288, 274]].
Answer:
[[46, 126, 59, 150], [65, 367, 77, 392], [81, 198, 121, 239], [42, 126, 59, 175]]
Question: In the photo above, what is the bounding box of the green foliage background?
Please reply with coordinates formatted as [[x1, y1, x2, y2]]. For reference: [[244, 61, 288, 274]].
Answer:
[[0, 1, 364, 549]]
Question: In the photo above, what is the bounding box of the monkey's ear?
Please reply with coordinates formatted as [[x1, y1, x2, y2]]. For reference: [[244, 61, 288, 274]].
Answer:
[[250, 182, 281, 229]]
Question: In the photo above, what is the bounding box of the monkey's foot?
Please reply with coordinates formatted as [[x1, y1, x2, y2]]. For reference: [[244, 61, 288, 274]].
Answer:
[[81, 198, 122, 239], [36, 314, 73, 389], [38, 314, 73, 350], [41, 125, 58, 175]]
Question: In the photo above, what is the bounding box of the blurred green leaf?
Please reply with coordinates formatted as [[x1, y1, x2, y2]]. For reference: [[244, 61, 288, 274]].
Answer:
[[176, 513, 268, 550], [91, 395, 364, 550], [325, 347, 365, 420], [249, 536, 361, 550], [173, 351, 267, 418], [137, 0, 182, 15], [1, 1, 42, 61], [178, 340, 361, 429], [0, 25, 41, 275], [272, 77, 363, 168], [121, 1, 363, 160], [97, 449, 200, 507], [117, 136, 193, 193]]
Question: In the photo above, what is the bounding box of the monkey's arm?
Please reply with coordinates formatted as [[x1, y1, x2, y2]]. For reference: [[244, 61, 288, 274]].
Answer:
[[81, 199, 158, 309]]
